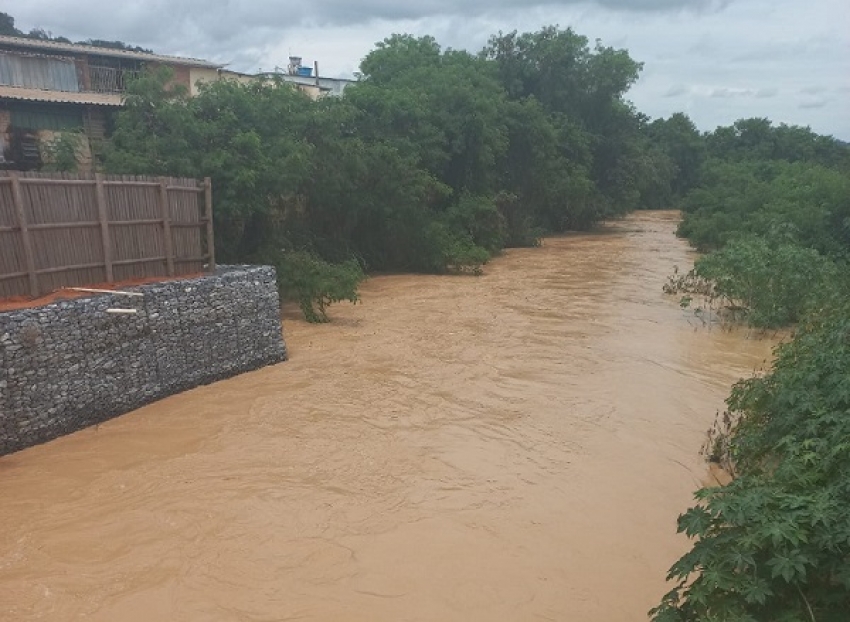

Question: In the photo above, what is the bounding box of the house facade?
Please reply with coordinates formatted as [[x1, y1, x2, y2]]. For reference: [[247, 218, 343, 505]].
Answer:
[[0, 37, 355, 171], [0, 35, 221, 171]]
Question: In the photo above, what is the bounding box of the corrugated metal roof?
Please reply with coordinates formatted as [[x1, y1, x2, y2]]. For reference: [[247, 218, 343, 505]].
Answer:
[[0, 35, 220, 69], [0, 86, 123, 106]]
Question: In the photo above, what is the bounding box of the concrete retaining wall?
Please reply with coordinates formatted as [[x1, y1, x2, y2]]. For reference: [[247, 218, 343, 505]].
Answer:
[[0, 265, 287, 455]]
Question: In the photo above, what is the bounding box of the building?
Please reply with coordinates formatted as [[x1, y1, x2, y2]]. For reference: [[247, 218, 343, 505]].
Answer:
[[0, 35, 221, 170], [218, 69, 325, 101], [0, 37, 355, 171], [274, 56, 355, 99], [278, 72, 354, 99]]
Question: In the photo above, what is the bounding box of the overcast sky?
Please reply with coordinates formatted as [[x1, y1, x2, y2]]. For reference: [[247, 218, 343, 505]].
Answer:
[[11, 0, 850, 138]]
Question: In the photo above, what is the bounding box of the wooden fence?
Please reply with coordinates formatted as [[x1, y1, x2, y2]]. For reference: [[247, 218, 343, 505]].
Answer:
[[0, 172, 215, 299]]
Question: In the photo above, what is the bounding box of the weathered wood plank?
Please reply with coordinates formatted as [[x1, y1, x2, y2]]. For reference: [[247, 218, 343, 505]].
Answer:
[[9, 172, 39, 297], [159, 179, 175, 276], [1, 173, 211, 298], [204, 177, 215, 272], [95, 173, 113, 283]]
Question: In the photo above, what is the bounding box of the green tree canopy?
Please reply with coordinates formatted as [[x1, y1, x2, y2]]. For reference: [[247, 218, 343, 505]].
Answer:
[[0, 11, 22, 36]]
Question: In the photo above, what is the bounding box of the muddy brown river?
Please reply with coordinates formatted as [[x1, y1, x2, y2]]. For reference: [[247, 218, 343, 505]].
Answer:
[[0, 211, 776, 621]]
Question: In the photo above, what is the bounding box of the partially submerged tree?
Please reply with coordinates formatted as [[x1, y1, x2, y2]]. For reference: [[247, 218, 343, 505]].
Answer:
[[652, 301, 850, 621], [102, 26, 716, 322], [657, 103, 850, 619]]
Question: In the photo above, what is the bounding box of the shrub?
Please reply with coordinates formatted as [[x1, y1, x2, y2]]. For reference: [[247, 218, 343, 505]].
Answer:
[[495, 192, 543, 248], [652, 301, 850, 621], [693, 236, 839, 328], [40, 130, 85, 172], [273, 250, 365, 323], [443, 193, 507, 254]]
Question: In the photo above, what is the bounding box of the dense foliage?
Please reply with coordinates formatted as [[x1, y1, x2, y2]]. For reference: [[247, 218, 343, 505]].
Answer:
[[7, 8, 850, 615], [654, 115, 850, 617], [678, 159, 850, 255], [694, 235, 840, 328], [652, 301, 850, 621], [103, 28, 672, 319], [667, 119, 850, 328], [274, 251, 364, 323]]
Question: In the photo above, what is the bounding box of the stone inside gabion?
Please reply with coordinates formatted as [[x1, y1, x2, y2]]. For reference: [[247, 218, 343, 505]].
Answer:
[[0, 266, 287, 456]]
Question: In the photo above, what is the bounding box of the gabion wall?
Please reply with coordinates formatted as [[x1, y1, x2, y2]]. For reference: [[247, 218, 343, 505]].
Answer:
[[0, 266, 287, 456]]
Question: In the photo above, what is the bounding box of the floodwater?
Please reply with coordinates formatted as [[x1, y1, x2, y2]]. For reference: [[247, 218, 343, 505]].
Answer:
[[0, 211, 777, 621]]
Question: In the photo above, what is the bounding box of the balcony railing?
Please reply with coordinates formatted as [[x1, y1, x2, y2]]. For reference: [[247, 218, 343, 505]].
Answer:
[[88, 66, 139, 93]]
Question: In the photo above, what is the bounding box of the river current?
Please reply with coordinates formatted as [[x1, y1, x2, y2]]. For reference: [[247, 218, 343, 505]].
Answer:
[[0, 211, 776, 621]]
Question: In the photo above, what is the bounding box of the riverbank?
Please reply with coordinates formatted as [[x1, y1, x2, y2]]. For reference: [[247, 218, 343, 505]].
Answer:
[[0, 211, 776, 621]]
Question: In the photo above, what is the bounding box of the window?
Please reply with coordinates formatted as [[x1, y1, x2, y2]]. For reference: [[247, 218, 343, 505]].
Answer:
[[10, 105, 83, 132], [0, 52, 80, 92]]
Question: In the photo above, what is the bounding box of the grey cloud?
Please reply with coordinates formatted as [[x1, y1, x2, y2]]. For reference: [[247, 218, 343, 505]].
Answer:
[[730, 35, 848, 65], [707, 87, 778, 100], [12, 0, 850, 140], [709, 88, 734, 98], [13, 0, 736, 74], [800, 86, 827, 95], [16, 0, 730, 52], [686, 35, 719, 57], [663, 84, 689, 97], [303, 0, 731, 23], [710, 87, 755, 98]]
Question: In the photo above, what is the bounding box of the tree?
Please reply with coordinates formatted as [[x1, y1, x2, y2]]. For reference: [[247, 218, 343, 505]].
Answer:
[[678, 160, 850, 255], [0, 12, 22, 36], [648, 113, 706, 197], [483, 26, 652, 214], [652, 301, 850, 621], [79, 39, 153, 53], [274, 251, 364, 323], [103, 25, 723, 318], [693, 235, 839, 327], [0, 11, 147, 49], [359, 34, 441, 85], [663, 81, 850, 620], [26, 27, 51, 40], [706, 118, 850, 170]]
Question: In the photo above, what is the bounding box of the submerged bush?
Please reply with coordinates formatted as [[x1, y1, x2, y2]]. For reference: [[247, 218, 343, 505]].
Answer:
[[652, 301, 850, 621], [691, 236, 840, 328], [420, 222, 491, 275], [273, 251, 365, 323], [444, 193, 507, 255]]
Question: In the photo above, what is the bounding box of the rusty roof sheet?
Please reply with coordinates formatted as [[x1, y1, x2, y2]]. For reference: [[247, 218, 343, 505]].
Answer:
[[0, 86, 124, 106], [0, 35, 221, 69]]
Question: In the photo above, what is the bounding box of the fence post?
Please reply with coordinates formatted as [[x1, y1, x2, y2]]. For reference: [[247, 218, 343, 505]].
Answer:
[[94, 173, 113, 283], [204, 177, 215, 272], [9, 172, 39, 298], [158, 178, 175, 276]]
